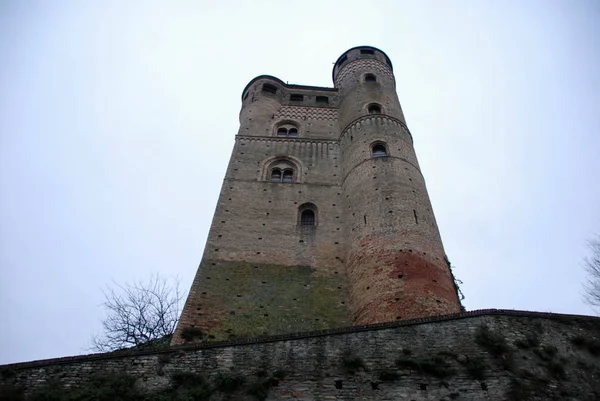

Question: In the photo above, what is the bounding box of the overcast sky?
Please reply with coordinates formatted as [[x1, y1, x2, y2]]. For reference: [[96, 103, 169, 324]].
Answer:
[[1, 0, 599, 365]]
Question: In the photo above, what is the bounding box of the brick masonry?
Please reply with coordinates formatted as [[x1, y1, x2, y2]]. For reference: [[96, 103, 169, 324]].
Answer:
[[2, 310, 599, 400], [173, 46, 462, 345]]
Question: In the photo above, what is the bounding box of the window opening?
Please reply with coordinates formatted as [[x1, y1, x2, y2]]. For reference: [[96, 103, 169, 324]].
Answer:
[[360, 49, 375, 55], [243, 92, 249, 100], [277, 128, 288, 137], [262, 83, 277, 94], [372, 143, 387, 157], [288, 128, 298, 137], [301, 210, 315, 226], [282, 169, 294, 183], [365, 74, 377, 83], [290, 94, 304, 101], [270, 168, 282, 182], [368, 104, 382, 114], [316, 96, 329, 104]]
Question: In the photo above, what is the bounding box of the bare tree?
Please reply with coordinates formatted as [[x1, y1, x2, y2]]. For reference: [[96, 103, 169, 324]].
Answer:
[[583, 235, 600, 314], [91, 274, 183, 351]]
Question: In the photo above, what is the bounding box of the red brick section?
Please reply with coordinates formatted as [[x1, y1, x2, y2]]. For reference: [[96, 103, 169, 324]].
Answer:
[[347, 236, 461, 325]]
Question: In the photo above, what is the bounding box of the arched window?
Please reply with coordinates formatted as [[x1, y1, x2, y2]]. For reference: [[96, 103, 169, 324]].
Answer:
[[265, 158, 300, 184], [368, 104, 382, 114], [365, 73, 377, 83], [269, 164, 294, 183], [274, 123, 299, 138], [372, 142, 388, 157], [282, 169, 293, 183], [301, 210, 315, 226], [298, 203, 318, 226], [270, 168, 282, 182]]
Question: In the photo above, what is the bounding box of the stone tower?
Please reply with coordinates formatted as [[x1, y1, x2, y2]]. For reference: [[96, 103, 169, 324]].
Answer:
[[173, 46, 461, 345]]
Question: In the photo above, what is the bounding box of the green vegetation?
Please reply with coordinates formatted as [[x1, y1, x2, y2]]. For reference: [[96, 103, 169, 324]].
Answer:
[[475, 325, 511, 357], [570, 335, 600, 356], [459, 356, 486, 380], [4, 369, 285, 401], [28, 375, 143, 401], [213, 372, 245, 393], [378, 369, 401, 381], [444, 256, 466, 311], [395, 354, 455, 379], [179, 327, 204, 342], [514, 332, 541, 349], [342, 354, 365, 374]]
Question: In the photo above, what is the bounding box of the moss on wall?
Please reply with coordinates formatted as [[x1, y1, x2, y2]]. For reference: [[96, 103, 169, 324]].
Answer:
[[182, 260, 351, 342]]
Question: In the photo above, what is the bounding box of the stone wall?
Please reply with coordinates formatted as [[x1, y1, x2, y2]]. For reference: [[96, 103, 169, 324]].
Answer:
[[2, 310, 599, 400]]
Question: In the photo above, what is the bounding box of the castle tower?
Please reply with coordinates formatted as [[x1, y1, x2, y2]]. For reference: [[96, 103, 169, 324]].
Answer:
[[173, 46, 460, 345]]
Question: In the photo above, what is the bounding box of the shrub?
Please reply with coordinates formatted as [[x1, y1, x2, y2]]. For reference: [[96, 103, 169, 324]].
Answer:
[[247, 381, 270, 401], [514, 333, 540, 349], [342, 354, 365, 374], [395, 355, 455, 379], [546, 360, 567, 380], [180, 327, 204, 342], [460, 356, 486, 380], [29, 375, 143, 401], [475, 325, 511, 357], [272, 369, 287, 379], [214, 372, 245, 393], [378, 369, 401, 381], [570, 335, 600, 356], [533, 345, 558, 361]]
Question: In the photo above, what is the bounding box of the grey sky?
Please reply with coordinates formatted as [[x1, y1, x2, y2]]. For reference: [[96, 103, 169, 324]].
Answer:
[[1, 0, 599, 364]]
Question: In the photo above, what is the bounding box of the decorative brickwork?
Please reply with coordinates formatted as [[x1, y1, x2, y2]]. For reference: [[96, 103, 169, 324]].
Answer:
[[334, 58, 395, 88], [173, 46, 460, 346], [274, 106, 338, 121]]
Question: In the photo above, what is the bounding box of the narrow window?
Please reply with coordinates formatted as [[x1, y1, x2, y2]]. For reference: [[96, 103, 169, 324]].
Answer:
[[290, 94, 304, 101], [262, 83, 277, 94], [282, 169, 294, 183], [301, 210, 315, 226], [339, 55, 348, 65], [316, 96, 329, 104], [243, 92, 249, 100], [270, 168, 282, 182], [277, 128, 288, 137], [372, 143, 387, 157], [287, 128, 298, 138], [365, 74, 377, 83], [368, 104, 382, 114], [360, 49, 375, 55]]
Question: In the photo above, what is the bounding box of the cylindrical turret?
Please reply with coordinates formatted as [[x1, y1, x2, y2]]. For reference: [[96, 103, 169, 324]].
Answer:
[[336, 46, 461, 325]]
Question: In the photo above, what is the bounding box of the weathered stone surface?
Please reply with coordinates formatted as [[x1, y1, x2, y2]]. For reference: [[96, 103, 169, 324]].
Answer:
[[175, 46, 461, 344], [2, 311, 599, 400]]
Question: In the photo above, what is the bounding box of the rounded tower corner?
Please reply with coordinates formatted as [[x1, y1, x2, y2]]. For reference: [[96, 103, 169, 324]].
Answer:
[[332, 46, 393, 86]]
